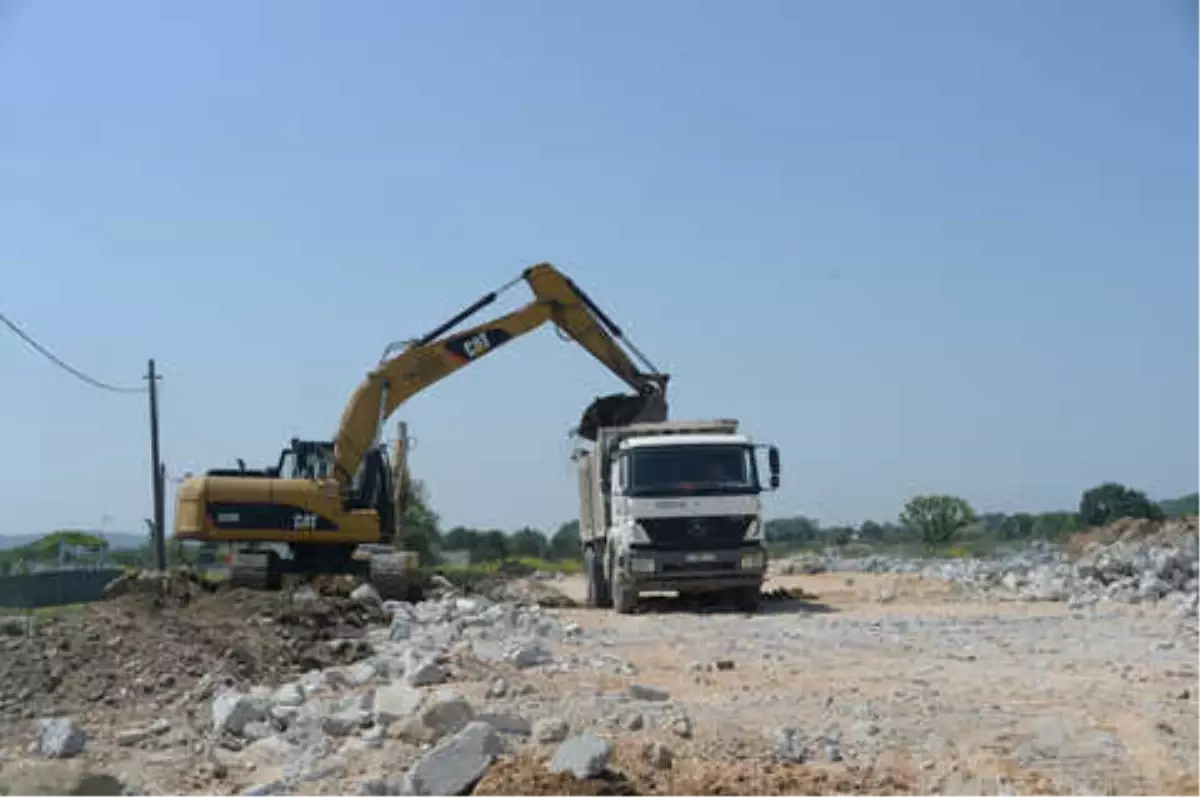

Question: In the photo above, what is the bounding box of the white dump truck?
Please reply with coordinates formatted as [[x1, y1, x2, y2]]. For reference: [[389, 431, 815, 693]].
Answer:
[[572, 418, 780, 613]]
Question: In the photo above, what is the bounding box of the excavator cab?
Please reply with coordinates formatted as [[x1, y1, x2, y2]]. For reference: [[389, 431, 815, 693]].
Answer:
[[281, 439, 335, 480]]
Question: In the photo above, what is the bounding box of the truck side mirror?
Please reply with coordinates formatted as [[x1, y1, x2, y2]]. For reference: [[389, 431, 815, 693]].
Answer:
[[768, 446, 780, 490]]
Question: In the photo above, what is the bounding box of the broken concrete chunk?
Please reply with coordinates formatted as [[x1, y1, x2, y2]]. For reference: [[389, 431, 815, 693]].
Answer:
[[628, 684, 670, 702], [37, 717, 86, 758], [548, 732, 612, 780], [405, 656, 447, 688], [274, 683, 306, 708], [404, 720, 503, 796], [212, 689, 270, 736], [4, 766, 124, 796], [374, 682, 426, 726], [532, 717, 569, 744], [351, 583, 382, 606], [476, 712, 531, 737], [642, 740, 673, 769], [397, 691, 474, 744], [508, 641, 552, 669]]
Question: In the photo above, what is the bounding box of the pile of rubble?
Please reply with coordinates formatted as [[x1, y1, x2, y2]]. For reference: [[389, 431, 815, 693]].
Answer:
[[775, 517, 1199, 613], [0, 577, 387, 734], [1, 583, 592, 793], [3, 574, 950, 796]]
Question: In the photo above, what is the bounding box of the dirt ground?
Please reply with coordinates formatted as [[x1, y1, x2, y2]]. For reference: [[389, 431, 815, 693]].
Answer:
[[0, 570, 1195, 796], [527, 571, 1199, 796]]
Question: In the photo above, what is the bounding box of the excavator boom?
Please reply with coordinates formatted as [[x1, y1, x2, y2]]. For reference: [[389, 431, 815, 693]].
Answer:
[[332, 263, 668, 487]]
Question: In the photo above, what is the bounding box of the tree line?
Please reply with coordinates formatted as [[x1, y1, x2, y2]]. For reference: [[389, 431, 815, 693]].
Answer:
[[765, 482, 1195, 551], [4, 482, 1193, 575], [401, 480, 1196, 564]]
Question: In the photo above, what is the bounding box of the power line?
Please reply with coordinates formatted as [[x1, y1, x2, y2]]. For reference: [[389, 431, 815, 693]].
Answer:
[[0, 308, 146, 393]]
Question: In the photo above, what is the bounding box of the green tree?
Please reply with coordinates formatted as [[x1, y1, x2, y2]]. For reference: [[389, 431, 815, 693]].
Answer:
[[1030, 511, 1081, 540], [764, 516, 820, 545], [999, 513, 1036, 540], [509, 527, 549, 559], [1079, 482, 1164, 527], [899, 495, 976, 550], [827, 525, 854, 546], [441, 526, 477, 552], [475, 530, 509, 562], [857, 520, 885, 542], [400, 480, 442, 564], [548, 521, 581, 561]]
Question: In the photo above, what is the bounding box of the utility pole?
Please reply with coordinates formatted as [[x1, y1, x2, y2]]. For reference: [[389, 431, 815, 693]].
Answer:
[[146, 359, 167, 571]]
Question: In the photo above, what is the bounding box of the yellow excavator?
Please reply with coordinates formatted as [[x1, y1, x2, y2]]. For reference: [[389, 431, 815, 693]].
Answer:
[[172, 262, 669, 597]]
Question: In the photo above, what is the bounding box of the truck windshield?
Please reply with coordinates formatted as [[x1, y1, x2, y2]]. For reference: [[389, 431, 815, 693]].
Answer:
[[625, 444, 758, 496]]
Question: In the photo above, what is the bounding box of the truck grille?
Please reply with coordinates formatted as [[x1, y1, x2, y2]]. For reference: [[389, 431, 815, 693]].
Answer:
[[639, 515, 754, 550]]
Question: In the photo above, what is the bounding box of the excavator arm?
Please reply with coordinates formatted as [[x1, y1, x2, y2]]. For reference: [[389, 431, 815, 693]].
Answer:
[[332, 263, 669, 489]]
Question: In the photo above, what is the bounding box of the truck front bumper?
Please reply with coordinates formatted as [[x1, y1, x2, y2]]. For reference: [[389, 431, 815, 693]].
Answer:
[[623, 546, 767, 593]]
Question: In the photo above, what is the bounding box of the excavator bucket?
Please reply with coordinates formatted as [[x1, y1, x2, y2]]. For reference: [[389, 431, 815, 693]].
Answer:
[[576, 391, 668, 441]]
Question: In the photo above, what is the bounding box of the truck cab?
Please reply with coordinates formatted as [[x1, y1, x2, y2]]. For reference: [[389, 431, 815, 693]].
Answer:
[[574, 419, 780, 613]]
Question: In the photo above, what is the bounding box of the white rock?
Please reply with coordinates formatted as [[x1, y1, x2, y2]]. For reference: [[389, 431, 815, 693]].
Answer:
[[374, 682, 426, 726], [211, 689, 270, 736], [532, 718, 569, 744], [548, 732, 612, 779], [37, 717, 86, 758], [351, 583, 382, 606]]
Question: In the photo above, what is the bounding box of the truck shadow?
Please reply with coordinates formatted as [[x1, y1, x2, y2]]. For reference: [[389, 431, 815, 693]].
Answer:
[[630, 588, 838, 616]]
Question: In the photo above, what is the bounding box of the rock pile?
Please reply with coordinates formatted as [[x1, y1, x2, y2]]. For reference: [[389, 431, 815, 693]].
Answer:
[[0, 578, 387, 734], [775, 517, 1199, 611], [190, 590, 586, 794]]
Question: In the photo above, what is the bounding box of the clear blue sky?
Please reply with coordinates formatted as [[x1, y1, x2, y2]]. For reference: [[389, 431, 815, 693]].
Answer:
[[1, 0, 1195, 538]]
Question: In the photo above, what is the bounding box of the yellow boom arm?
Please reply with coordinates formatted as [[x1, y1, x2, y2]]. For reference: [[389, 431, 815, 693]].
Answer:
[[331, 262, 669, 488]]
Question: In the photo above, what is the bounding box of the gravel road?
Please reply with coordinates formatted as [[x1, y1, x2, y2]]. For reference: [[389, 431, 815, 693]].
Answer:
[[536, 571, 1199, 795], [0, 570, 1195, 796]]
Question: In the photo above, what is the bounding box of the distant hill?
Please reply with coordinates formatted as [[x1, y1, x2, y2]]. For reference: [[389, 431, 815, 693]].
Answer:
[[0, 531, 146, 551]]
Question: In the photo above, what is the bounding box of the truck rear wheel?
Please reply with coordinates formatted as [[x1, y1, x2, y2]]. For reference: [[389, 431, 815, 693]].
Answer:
[[584, 546, 611, 608]]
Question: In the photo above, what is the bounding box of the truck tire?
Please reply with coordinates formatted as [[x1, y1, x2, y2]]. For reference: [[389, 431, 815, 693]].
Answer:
[[611, 572, 637, 615], [732, 585, 761, 613], [584, 546, 611, 608]]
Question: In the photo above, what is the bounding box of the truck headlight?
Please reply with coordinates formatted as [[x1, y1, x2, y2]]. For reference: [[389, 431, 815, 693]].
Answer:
[[740, 551, 764, 570], [631, 557, 656, 574], [744, 518, 764, 541]]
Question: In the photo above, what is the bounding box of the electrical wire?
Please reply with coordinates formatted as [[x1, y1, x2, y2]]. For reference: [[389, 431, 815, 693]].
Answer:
[[0, 308, 147, 393]]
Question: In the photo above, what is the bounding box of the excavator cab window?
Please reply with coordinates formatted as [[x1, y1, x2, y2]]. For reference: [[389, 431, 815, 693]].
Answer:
[[346, 447, 391, 513]]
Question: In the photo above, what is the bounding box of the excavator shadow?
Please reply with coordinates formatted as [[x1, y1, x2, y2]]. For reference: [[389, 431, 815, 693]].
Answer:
[[629, 588, 838, 616]]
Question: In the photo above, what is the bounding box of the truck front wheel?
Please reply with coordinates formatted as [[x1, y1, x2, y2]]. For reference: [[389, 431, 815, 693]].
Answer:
[[584, 546, 611, 608], [731, 585, 761, 613], [611, 571, 637, 614]]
